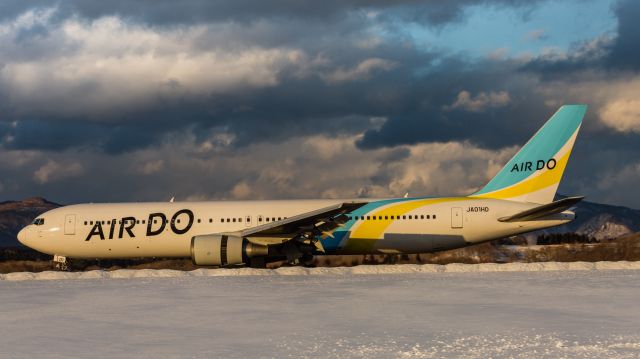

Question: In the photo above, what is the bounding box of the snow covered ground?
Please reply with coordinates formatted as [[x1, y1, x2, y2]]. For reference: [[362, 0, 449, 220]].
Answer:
[[2, 264, 640, 358]]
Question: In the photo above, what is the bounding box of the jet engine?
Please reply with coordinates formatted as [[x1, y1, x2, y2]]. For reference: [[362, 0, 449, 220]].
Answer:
[[191, 234, 269, 266]]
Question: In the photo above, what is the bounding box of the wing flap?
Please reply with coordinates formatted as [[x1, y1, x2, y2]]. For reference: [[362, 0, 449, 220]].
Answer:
[[498, 196, 584, 222]]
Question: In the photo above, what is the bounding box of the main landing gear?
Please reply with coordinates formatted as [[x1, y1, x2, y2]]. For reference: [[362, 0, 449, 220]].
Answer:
[[53, 254, 69, 271]]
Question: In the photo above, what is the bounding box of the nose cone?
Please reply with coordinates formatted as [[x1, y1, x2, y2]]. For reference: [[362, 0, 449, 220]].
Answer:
[[17, 227, 28, 245]]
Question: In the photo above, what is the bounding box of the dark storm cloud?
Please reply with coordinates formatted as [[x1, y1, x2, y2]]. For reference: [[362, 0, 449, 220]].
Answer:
[[3, 120, 164, 154], [0, 0, 631, 154], [0, 0, 542, 26], [0, 0, 546, 154], [0, 23, 438, 152], [0, 0, 639, 209], [5, 120, 103, 151], [606, 0, 640, 70]]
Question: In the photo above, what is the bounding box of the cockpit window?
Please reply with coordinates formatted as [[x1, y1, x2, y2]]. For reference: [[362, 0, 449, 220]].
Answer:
[[32, 218, 45, 226]]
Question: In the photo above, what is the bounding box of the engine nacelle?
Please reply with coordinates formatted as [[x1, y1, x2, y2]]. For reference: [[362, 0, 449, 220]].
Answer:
[[190, 234, 268, 266]]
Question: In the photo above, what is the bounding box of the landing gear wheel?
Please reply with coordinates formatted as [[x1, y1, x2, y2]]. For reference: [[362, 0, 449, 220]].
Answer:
[[52, 255, 69, 271]]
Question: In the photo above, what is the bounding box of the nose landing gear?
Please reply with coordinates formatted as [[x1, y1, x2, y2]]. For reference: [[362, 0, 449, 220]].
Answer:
[[53, 254, 69, 271]]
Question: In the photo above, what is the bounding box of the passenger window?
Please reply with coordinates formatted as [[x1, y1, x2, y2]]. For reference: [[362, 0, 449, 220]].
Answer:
[[421, 215, 424, 219], [408, 215, 412, 219], [258, 216, 263, 222], [433, 215, 437, 219], [209, 218, 212, 223], [239, 218, 242, 223], [402, 215, 406, 220]]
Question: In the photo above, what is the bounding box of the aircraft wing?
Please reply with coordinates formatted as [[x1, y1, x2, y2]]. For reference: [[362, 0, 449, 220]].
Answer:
[[498, 196, 584, 222], [241, 201, 368, 246]]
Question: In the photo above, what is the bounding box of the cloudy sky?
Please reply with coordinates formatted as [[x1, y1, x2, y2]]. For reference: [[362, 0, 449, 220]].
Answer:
[[0, 0, 639, 207]]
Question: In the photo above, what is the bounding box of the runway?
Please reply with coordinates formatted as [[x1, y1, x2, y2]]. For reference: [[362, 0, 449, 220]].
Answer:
[[1, 265, 640, 358]]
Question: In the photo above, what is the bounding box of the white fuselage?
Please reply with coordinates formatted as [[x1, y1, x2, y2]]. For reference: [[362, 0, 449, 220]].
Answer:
[[18, 197, 574, 258]]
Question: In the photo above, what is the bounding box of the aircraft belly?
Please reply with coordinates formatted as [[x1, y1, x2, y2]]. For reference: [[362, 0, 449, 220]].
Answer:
[[376, 233, 468, 253], [60, 235, 192, 258], [336, 230, 470, 254]]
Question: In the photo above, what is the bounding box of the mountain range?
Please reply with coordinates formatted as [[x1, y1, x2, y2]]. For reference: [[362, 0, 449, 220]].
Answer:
[[0, 196, 638, 247], [526, 194, 640, 241]]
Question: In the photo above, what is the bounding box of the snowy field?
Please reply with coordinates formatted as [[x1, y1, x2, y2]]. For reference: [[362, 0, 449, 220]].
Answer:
[[2, 263, 640, 358]]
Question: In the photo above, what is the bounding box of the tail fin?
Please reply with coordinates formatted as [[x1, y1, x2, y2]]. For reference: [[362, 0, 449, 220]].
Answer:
[[472, 104, 587, 204]]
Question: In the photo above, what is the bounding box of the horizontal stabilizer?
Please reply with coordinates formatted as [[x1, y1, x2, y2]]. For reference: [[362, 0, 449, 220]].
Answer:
[[498, 196, 584, 222]]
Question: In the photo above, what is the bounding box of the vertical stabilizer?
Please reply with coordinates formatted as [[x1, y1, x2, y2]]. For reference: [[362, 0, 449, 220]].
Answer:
[[472, 105, 587, 204]]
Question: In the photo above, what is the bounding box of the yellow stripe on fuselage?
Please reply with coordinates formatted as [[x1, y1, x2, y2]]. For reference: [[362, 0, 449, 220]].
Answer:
[[349, 197, 468, 240]]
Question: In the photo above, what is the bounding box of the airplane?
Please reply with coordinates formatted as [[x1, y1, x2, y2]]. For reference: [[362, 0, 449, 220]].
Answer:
[[17, 105, 587, 270]]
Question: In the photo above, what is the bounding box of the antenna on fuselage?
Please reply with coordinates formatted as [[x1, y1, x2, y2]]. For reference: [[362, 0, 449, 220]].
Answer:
[[169, 197, 175, 203]]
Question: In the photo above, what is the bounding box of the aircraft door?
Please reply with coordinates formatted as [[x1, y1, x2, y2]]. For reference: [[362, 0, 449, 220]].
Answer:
[[451, 207, 463, 229], [64, 214, 76, 235], [245, 215, 252, 227]]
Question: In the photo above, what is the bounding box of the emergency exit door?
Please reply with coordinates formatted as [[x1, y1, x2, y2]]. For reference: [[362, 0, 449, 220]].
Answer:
[[451, 207, 463, 228], [64, 214, 76, 235]]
